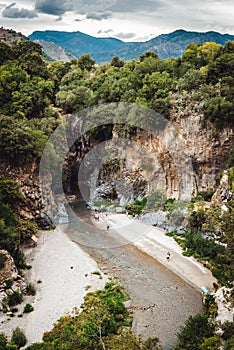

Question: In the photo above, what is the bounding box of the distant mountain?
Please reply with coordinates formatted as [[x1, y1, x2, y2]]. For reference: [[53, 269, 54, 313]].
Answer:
[[28, 29, 234, 63], [29, 30, 127, 59], [34, 40, 76, 62], [113, 29, 234, 61]]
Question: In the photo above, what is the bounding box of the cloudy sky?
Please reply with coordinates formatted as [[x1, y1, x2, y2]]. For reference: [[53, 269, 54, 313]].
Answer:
[[0, 0, 234, 41]]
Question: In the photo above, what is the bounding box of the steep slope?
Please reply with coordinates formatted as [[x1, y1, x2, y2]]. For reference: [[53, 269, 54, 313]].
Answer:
[[34, 40, 76, 62]]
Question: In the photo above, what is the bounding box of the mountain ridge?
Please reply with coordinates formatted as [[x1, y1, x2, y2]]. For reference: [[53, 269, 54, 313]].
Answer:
[[29, 30, 127, 60], [28, 28, 234, 63]]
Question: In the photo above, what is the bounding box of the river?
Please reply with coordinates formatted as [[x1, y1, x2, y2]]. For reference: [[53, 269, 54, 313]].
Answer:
[[63, 207, 203, 350]]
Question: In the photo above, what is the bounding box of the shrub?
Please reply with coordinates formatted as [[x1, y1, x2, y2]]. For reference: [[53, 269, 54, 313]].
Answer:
[[7, 290, 23, 307], [126, 197, 147, 215], [25, 283, 36, 296], [11, 327, 27, 348], [221, 321, 234, 340], [0, 332, 8, 347], [23, 304, 34, 313], [175, 314, 215, 349], [6, 343, 18, 349]]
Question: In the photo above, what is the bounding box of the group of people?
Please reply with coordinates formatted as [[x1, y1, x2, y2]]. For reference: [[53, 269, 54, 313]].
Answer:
[[166, 251, 171, 261]]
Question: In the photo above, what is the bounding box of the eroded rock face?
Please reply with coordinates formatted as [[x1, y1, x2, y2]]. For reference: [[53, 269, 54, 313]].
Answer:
[[211, 171, 233, 206], [215, 287, 234, 323], [0, 160, 56, 228], [63, 94, 233, 206], [13, 111, 233, 216], [0, 250, 18, 284], [1, 94, 233, 216]]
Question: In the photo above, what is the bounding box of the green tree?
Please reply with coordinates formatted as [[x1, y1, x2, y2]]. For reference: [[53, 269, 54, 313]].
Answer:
[[199, 336, 221, 350], [177, 68, 205, 91], [0, 117, 48, 165], [175, 314, 215, 350], [76, 54, 95, 71], [11, 327, 27, 349], [0, 42, 13, 65], [111, 56, 125, 68], [204, 96, 234, 128], [0, 332, 8, 350], [224, 335, 234, 350]]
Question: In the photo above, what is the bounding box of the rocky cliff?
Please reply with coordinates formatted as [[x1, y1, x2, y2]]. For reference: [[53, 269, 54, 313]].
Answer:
[[1, 94, 233, 221], [63, 95, 233, 209]]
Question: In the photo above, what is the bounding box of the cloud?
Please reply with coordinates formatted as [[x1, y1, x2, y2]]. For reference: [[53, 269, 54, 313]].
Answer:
[[97, 29, 114, 34], [107, 0, 166, 13], [2, 2, 38, 18], [86, 11, 112, 21], [55, 15, 63, 21], [35, 0, 73, 16], [115, 32, 135, 39]]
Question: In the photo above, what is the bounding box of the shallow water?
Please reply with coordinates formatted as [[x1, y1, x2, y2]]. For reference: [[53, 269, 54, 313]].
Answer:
[[64, 208, 203, 349]]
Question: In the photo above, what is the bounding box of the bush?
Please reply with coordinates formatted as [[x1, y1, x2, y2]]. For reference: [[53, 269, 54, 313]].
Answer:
[[11, 327, 27, 348], [7, 290, 23, 307], [224, 335, 234, 350], [23, 303, 34, 313], [221, 321, 234, 340], [0, 332, 8, 347], [25, 283, 36, 296], [6, 343, 18, 349], [175, 313, 215, 350], [126, 197, 147, 215]]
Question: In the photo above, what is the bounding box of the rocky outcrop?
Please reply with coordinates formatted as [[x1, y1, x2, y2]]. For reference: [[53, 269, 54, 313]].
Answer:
[[63, 95, 233, 207], [0, 161, 55, 228], [211, 170, 233, 206], [0, 250, 27, 312], [0, 250, 18, 284], [1, 93, 233, 217], [215, 287, 234, 323]]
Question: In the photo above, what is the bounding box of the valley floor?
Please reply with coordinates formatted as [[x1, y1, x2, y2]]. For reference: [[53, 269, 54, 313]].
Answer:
[[93, 213, 216, 291], [0, 227, 108, 345], [0, 212, 216, 348]]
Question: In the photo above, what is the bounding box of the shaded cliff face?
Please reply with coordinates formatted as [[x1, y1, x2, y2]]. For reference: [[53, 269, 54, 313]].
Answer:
[[2, 95, 233, 220], [63, 95, 233, 207]]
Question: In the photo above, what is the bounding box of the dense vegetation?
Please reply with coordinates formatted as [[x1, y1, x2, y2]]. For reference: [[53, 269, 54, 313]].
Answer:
[[0, 175, 37, 268], [0, 36, 233, 349], [23, 282, 160, 350], [0, 39, 233, 167]]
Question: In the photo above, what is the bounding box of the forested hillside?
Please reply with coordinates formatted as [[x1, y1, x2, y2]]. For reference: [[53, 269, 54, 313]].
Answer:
[[0, 35, 233, 349]]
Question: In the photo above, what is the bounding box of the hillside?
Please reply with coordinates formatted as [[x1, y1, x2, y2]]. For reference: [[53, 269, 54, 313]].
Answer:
[[34, 40, 76, 62], [0, 27, 28, 44], [29, 29, 234, 63]]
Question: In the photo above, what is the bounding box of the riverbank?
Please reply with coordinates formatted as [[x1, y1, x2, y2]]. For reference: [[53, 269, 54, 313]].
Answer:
[[0, 227, 108, 345], [92, 213, 216, 291], [0, 212, 215, 348]]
